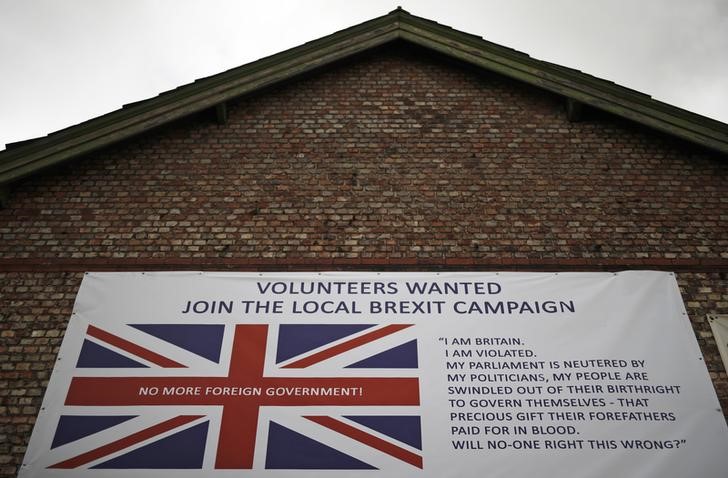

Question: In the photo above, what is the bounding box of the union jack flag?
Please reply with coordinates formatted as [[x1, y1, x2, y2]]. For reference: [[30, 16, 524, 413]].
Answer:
[[42, 322, 422, 471]]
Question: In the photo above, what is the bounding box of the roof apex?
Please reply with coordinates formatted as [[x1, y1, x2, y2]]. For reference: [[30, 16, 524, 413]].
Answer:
[[1, 9, 727, 186]]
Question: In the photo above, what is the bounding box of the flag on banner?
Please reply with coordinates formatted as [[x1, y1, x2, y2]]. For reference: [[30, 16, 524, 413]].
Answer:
[[46, 322, 422, 470]]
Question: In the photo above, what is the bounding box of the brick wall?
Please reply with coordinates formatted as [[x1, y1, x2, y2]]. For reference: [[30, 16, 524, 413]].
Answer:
[[2, 46, 726, 261], [0, 272, 81, 476], [1, 45, 726, 475]]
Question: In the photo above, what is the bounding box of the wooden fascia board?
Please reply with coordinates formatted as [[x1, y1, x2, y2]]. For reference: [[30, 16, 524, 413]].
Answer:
[[400, 14, 728, 133], [397, 19, 728, 154], [1, 10, 727, 187], [0, 17, 402, 185]]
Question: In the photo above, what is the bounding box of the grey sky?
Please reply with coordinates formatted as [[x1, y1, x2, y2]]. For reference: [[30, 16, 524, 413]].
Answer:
[[1, 0, 726, 150]]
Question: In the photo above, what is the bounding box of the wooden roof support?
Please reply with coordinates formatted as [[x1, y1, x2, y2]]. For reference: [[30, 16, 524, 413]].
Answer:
[[566, 98, 583, 122], [0, 184, 10, 208], [215, 102, 228, 125]]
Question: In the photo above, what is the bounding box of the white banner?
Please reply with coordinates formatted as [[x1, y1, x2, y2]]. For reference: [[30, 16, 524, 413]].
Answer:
[[20, 271, 728, 477], [708, 315, 728, 373]]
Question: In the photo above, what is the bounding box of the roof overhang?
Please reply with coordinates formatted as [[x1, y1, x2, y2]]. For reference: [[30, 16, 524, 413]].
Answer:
[[1, 8, 727, 188]]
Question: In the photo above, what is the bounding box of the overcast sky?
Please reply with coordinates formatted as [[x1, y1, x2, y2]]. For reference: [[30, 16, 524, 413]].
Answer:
[[1, 0, 726, 150]]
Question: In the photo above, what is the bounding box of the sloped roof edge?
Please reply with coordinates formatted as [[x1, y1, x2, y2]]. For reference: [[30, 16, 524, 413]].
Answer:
[[1, 8, 727, 185]]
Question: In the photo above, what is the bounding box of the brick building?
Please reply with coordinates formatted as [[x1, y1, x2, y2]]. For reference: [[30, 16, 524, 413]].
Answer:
[[1, 9, 727, 476]]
